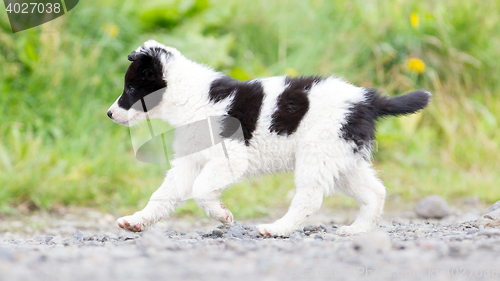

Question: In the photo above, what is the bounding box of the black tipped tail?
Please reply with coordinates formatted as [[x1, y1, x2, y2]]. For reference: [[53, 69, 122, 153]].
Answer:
[[373, 89, 432, 117]]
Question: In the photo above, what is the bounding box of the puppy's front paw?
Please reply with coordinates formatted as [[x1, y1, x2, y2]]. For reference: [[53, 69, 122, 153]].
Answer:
[[257, 223, 293, 237], [117, 214, 150, 232], [219, 204, 234, 226], [337, 225, 368, 236]]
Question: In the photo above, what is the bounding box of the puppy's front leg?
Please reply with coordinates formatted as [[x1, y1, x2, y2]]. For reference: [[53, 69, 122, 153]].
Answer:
[[117, 162, 199, 232], [192, 158, 247, 224]]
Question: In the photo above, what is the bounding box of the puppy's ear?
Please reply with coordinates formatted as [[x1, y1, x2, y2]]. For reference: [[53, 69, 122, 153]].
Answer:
[[128, 51, 146, 62], [128, 52, 138, 61]]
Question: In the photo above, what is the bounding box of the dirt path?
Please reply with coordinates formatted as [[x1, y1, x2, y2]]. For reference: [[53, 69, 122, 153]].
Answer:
[[1, 205, 500, 281]]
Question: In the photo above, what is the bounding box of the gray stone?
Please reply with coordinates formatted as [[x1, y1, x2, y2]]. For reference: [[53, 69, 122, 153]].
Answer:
[[226, 224, 246, 238], [303, 225, 321, 232], [484, 208, 500, 219], [212, 229, 224, 238], [483, 209, 500, 227], [484, 201, 500, 215], [65, 229, 88, 244], [476, 209, 500, 228], [45, 236, 54, 244], [353, 231, 391, 254], [247, 229, 261, 238], [313, 234, 323, 240], [72, 229, 85, 242], [415, 195, 451, 219]]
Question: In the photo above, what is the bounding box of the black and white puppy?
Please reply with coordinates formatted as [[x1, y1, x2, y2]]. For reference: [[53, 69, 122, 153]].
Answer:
[[107, 40, 431, 236]]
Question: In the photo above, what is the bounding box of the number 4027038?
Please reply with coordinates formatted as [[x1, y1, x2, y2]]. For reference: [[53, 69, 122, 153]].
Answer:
[[5, 2, 62, 14]]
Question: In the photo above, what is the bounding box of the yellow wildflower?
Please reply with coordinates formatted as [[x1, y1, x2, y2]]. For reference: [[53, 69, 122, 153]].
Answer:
[[285, 67, 298, 77], [103, 23, 119, 38], [406, 57, 426, 74], [410, 12, 419, 28]]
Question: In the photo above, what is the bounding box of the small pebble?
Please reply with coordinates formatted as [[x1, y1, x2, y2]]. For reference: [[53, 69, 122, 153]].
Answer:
[[303, 225, 321, 232], [212, 229, 224, 238], [415, 195, 451, 219]]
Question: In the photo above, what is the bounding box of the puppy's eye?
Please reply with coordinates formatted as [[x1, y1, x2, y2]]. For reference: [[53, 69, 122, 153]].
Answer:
[[127, 85, 135, 92]]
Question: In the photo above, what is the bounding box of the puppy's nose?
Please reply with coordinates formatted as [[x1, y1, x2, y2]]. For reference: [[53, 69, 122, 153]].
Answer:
[[107, 110, 113, 119]]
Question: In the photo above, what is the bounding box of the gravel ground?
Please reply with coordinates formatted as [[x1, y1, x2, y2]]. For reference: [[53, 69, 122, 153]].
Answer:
[[1, 203, 500, 281]]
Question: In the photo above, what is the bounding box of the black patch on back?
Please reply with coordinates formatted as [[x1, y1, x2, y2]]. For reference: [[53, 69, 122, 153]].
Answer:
[[340, 89, 379, 153], [118, 49, 169, 111], [284, 76, 324, 89], [208, 77, 264, 145], [269, 76, 323, 136]]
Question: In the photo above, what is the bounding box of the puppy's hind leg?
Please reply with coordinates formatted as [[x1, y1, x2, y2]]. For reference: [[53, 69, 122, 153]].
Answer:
[[336, 160, 386, 235], [257, 154, 328, 237]]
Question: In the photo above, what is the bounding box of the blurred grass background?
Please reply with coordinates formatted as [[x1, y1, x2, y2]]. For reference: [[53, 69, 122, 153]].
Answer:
[[0, 0, 499, 217]]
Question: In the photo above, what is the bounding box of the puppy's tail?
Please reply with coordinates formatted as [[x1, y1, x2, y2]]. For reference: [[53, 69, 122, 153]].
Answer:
[[371, 89, 432, 117]]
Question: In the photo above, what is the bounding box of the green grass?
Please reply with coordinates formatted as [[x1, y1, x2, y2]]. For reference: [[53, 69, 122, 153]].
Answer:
[[0, 0, 499, 218]]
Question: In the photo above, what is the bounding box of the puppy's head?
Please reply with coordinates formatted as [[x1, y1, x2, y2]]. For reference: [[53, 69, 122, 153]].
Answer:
[[107, 40, 179, 126]]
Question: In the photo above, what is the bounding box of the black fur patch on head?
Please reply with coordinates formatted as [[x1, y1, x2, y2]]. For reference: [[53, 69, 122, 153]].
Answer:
[[269, 76, 323, 136], [208, 77, 264, 145], [118, 49, 169, 111]]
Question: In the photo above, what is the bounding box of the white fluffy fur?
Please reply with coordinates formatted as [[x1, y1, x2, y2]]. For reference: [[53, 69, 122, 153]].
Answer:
[[108, 40, 387, 236]]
